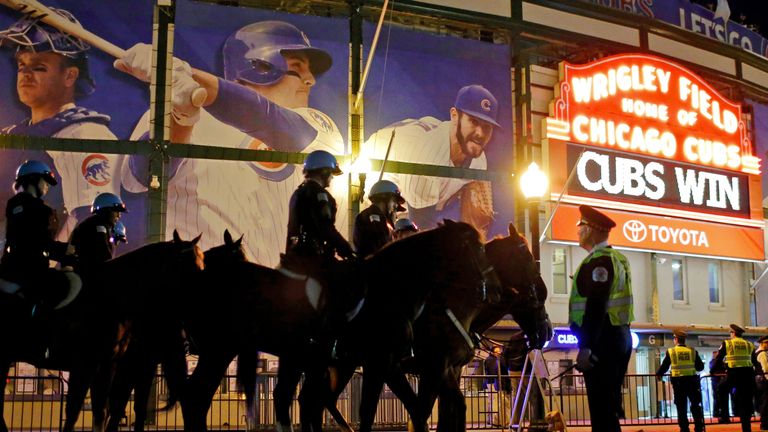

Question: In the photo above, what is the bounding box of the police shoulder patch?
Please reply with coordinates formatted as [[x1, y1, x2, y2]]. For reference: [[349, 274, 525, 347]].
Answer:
[[96, 225, 108, 234], [316, 192, 329, 202], [592, 266, 609, 283], [369, 214, 381, 222], [12, 205, 23, 215]]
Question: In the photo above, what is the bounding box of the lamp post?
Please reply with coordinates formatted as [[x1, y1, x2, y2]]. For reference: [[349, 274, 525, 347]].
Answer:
[[520, 162, 548, 269]]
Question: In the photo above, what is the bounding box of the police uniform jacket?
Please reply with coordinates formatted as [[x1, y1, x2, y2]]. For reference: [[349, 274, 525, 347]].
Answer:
[[1, 191, 68, 278], [70, 213, 115, 273], [353, 204, 393, 258], [656, 344, 704, 378], [286, 179, 353, 259]]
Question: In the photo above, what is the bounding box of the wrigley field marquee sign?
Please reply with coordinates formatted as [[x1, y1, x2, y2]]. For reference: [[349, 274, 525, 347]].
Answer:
[[544, 53, 764, 261]]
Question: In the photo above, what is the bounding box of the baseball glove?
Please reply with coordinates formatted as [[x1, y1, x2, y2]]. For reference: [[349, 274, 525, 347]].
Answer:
[[459, 180, 494, 240]]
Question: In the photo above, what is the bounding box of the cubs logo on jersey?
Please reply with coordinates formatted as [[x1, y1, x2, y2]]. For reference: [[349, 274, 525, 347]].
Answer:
[[245, 138, 295, 182], [81, 154, 112, 186]]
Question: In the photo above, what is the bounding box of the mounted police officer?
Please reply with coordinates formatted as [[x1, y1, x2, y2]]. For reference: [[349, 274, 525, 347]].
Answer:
[[393, 217, 419, 241], [569, 205, 633, 432], [0, 160, 76, 317], [285, 150, 354, 262], [353, 179, 406, 258], [714, 324, 760, 432], [656, 329, 705, 432], [69, 192, 127, 275]]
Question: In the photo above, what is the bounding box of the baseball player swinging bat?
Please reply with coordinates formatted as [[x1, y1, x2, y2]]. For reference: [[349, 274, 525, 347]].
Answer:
[[0, 0, 207, 107]]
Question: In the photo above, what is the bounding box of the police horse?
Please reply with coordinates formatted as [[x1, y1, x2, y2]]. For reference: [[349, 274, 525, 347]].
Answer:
[[320, 223, 551, 432], [179, 221, 498, 432], [0, 231, 204, 432]]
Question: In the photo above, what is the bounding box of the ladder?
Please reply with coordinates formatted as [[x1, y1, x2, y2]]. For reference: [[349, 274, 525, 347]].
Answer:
[[509, 349, 568, 432]]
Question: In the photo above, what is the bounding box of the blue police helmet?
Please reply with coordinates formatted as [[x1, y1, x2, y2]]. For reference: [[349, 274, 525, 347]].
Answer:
[[91, 192, 127, 214], [369, 179, 406, 206], [454, 84, 501, 128], [16, 160, 57, 186], [303, 150, 342, 175], [112, 221, 127, 244], [394, 218, 418, 232]]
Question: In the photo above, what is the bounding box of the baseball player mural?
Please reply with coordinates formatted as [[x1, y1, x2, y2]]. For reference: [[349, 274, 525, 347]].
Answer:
[[117, 2, 349, 266], [0, 0, 152, 252], [360, 22, 513, 240]]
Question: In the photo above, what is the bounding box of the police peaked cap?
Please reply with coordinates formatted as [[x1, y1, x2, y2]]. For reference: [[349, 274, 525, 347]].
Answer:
[[577, 205, 616, 231], [730, 324, 745, 336]]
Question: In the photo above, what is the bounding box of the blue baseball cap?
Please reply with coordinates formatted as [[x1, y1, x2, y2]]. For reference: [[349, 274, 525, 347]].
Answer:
[[454, 85, 501, 128]]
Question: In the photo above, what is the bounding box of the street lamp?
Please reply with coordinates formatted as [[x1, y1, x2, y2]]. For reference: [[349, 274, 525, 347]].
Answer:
[[350, 156, 373, 202], [520, 162, 548, 269]]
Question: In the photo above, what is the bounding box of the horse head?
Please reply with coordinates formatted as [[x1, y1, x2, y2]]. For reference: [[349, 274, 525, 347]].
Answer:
[[484, 223, 552, 349], [434, 219, 502, 305], [203, 229, 247, 269]]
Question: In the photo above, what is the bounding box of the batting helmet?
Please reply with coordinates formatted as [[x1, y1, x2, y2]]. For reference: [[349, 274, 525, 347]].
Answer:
[[112, 221, 127, 244], [303, 150, 342, 175], [0, 8, 95, 96], [15, 160, 57, 186], [91, 193, 127, 214], [454, 85, 500, 128], [369, 180, 406, 210], [223, 21, 332, 86], [394, 218, 418, 233]]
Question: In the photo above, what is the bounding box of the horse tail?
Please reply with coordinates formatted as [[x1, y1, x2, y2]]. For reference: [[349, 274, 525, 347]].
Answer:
[[156, 338, 188, 412]]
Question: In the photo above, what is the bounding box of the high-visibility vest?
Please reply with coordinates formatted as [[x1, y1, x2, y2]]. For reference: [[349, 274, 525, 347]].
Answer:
[[668, 346, 696, 377], [725, 337, 753, 368], [569, 246, 633, 327]]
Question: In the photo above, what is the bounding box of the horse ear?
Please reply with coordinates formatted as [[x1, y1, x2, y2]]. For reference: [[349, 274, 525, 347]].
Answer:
[[224, 229, 233, 245], [236, 234, 244, 247], [192, 233, 203, 245], [173, 229, 182, 243], [508, 223, 520, 237], [443, 219, 455, 225]]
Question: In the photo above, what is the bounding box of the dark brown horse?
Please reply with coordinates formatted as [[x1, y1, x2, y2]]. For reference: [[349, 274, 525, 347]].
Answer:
[[0, 231, 203, 432], [181, 221, 498, 432], [322, 223, 551, 432]]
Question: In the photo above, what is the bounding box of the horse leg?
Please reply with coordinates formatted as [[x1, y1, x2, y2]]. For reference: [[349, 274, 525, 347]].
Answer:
[[436, 368, 466, 432], [106, 354, 136, 432], [415, 368, 440, 432], [386, 372, 426, 432], [62, 370, 96, 432], [183, 353, 233, 432], [90, 363, 115, 432], [274, 359, 302, 432], [358, 363, 387, 432], [298, 362, 328, 432], [0, 359, 10, 432], [324, 360, 356, 432], [236, 350, 259, 432], [131, 360, 157, 432]]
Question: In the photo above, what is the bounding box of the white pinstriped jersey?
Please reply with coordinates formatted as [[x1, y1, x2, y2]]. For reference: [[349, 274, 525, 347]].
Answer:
[[133, 108, 347, 267], [361, 117, 487, 210], [47, 120, 122, 242]]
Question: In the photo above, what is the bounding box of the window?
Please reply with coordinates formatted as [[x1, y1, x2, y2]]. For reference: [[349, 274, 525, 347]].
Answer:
[[552, 248, 568, 295], [708, 262, 722, 305], [672, 259, 686, 303]]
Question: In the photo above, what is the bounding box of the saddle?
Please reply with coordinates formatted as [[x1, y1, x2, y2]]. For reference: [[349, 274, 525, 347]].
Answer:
[[0, 271, 82, 311]]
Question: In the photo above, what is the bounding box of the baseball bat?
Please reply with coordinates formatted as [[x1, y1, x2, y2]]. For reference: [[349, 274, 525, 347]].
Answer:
[[0, 0, 207, 107]]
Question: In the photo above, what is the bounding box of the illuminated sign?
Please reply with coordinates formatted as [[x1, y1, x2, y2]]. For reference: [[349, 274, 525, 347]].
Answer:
[[546, 329, 640, 349], [551, 204, 765, 261], [568, 145, 749, 218], [544, 54, 760, 175]]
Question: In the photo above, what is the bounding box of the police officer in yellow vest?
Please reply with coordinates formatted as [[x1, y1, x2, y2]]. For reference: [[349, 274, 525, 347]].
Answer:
[[656, 330, 705, 432], [714, 324, 760, 432], [569, 205, 633, 432]]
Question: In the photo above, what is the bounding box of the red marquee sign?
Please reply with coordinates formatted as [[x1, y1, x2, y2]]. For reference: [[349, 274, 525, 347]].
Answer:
[[544, 53, 760, 175]]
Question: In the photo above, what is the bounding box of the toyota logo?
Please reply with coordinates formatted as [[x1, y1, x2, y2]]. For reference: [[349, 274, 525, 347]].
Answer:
[[623, 220, 647, 243]]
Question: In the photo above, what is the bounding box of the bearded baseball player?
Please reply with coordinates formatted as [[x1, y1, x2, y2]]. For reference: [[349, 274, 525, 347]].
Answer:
[[0, 9, 133, 241], [362, 84, 500, 240], [117, 21, 347, 266]]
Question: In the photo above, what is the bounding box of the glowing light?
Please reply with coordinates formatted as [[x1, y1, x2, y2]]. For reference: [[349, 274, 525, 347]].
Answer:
[[520, 162, 548, 199]]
